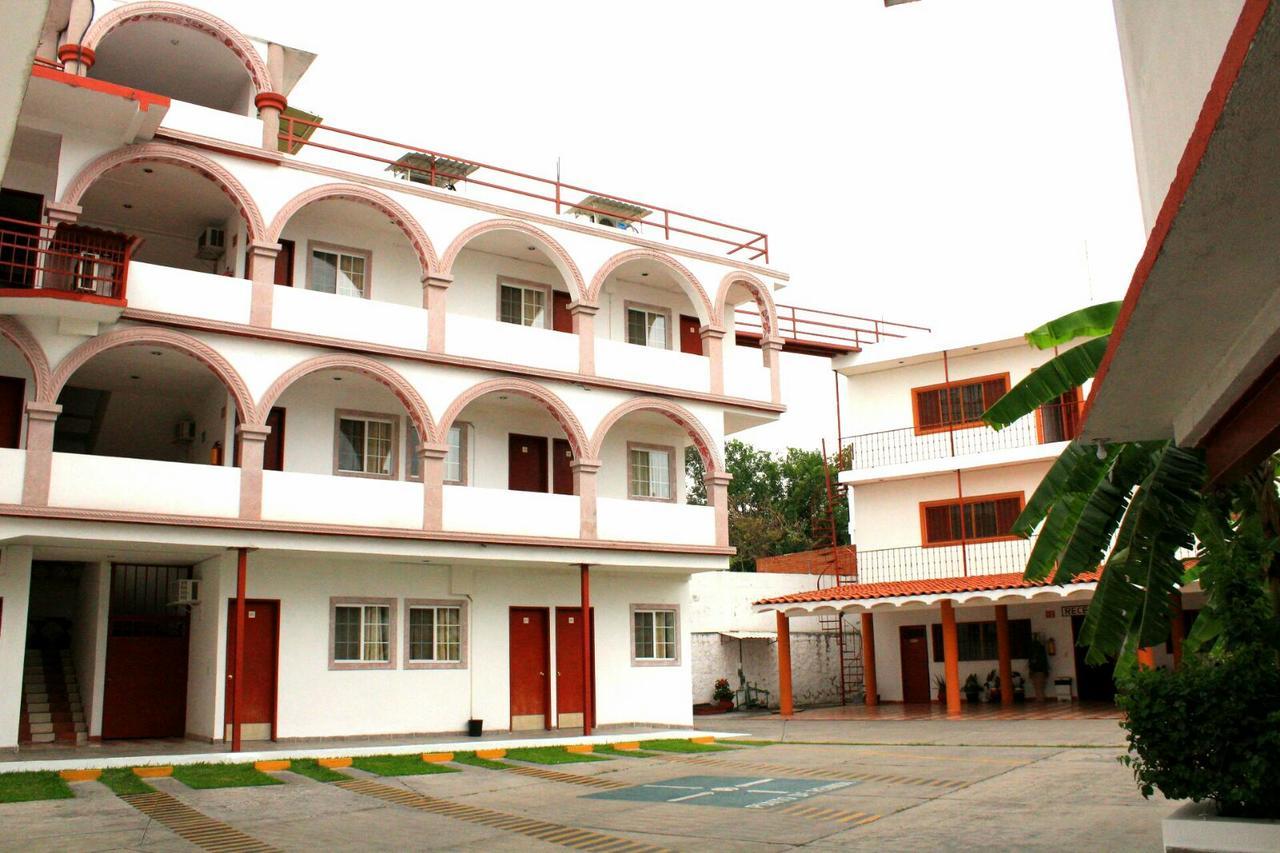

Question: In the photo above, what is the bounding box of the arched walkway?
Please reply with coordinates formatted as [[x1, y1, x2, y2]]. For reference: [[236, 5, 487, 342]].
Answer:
[[586, 249, 713, 323], [81, 2, 273, 95], [0, 317, 51, 404], [439, 219, 586, 302], [267, 183, 438, 279], [256, 353, 435, 442], [588, 397, 722, 474], [61, 142, 266, 244], [50, 327, 257, 423], [438, 378, 589, 460], [714, 271, 778, 336]]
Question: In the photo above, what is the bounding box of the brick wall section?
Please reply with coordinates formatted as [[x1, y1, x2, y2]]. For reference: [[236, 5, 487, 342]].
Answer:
[[756, 546, 856, 575]]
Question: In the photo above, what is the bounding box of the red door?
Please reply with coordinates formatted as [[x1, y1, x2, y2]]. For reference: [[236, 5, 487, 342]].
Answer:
[[552, 438, 574, 495], [0, 189, 42, 288], [552, 291, 573, 333], [679, 315, 703, 355], [274, 239, 295, 286], [0, 376, 24, 449], [263, 407, 286, 471], [508, 433, 548, 492], [224, 599, 280, 741], [899, 625, 931, 704], [510, 607, 550, 730], [555, 607, 595, 729]]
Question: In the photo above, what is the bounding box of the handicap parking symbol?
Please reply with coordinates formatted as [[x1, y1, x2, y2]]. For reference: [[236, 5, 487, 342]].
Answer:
[[586, 775, 856, 809]]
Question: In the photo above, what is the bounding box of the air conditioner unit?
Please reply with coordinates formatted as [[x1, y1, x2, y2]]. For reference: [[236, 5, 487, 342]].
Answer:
[[168, 578, 200, 606], [73, 251, 105, 293], [174, 419, 196, 442], [196, 226, 225, 260]]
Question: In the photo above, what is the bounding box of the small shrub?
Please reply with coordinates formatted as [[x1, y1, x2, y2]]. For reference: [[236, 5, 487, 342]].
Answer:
[[712, 678, 734, 704]]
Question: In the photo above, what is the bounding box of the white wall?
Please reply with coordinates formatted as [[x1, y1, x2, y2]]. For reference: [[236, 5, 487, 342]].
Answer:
[[689, 571, 826, 633], [0, 546, 33, 747], [70, 561, 110, 738], [187, 551, 233, 741], [692, 630, 846, 709], [450, 248, 571, 321]]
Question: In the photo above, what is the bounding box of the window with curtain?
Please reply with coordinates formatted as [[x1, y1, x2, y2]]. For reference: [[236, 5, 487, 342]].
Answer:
[[310, 247, 368, 298], [626, 306, 669, 349], [931, 619, 1032, 662], [629, 446, 672, 500], [633, 608, 677, 661], [408, 605, 462, 663], [405, 424, 464, 483], [913, 375, 1009, 433], [333, 604, 390, 662], [922, 493, 1023, 545], [338, 415, 394, 476], [499, 282, 546, 327]]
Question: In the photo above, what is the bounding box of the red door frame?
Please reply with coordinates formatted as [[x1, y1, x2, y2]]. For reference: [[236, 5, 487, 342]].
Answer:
[[553, 606, 596, 726], [899, 625, 931, 704], [552, 291, 573, 333], [509, 606, 552, 731], [508, 433, 549, 492], [224, 598, 281, 741], [679, 314, 703, 355], [552, 437, 574, 495], [0, 376, 24, 449]]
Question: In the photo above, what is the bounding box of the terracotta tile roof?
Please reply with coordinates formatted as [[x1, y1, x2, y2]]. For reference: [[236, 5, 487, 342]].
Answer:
[[754, 570, 1102, 606]]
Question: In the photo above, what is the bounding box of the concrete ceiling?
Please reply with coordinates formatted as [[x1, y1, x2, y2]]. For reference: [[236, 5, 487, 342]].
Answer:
[[78, 160, 238, 252], [62, 345, 224, 399]]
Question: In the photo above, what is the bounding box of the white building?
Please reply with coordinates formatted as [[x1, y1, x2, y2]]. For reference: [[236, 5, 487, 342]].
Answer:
[[0, 0, 822, 750]]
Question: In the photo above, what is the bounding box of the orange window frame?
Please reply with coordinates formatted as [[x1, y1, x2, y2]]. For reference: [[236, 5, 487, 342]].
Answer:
[[918, 490, 1026, 548], [1034, 386, 1083, 445], [910, 372, 1011, 436]]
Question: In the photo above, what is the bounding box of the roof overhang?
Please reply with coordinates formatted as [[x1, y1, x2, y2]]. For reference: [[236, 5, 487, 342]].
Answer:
[[19, 65, 169, 144], [754, 581, 1097, 617], [1083, 0, 1280, 481]]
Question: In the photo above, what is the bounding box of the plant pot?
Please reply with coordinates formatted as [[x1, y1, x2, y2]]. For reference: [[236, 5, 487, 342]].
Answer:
[[1029, 672, 1048, 702], [1162, 800, 1280, 852], [466, 719, 483, 737], [963, 690, 981, 704]]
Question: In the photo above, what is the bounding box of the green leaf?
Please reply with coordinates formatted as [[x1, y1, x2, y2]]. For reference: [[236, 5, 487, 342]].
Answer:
[[982, 337, 1108, 428], [1013, 441, 1113, 536], [1057, 443, 1160, 581], [1024, 301, 1122, 349]]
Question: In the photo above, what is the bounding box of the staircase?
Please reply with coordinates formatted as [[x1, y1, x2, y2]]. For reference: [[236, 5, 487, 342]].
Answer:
[[815, 440, 864, 705], [18, 650, 88, 745]]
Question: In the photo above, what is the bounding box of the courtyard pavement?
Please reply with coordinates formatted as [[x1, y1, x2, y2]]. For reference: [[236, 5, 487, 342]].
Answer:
[[0, 717, 1170, 851]]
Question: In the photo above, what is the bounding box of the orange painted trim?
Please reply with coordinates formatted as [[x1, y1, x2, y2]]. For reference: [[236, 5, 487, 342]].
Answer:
[[611, 742, 641, 751], [565, 744, 594, 754], [59, 768, 102, 782], [0, 287, 126, 308], [30, 64, 169, 112], [317, 757, 351, 768], [254, 92, 288, 113], [253, 759, 290, 772], [918, 490, 1026, 548], [56, 44, 95, 67], [421, 752, 454, 763], [1083, 0, 1274, 430], [689, 736, 716, 745], [132, 765, 173, 778], [910, 372, 1010, 436], [475, 749, 506, 760]]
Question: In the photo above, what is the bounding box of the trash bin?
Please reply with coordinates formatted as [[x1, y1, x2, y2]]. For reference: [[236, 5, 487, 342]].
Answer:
[[467, 719, 483, 737], [1053, 677, 1073, 701]]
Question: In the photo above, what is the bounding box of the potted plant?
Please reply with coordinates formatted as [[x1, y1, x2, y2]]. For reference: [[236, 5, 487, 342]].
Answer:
[[1011, 670, 1026, 702], [962, 673, 982, 704], [984, 669, 1000, 703], [933, 675, 946, 703], [1028, 637, 1050, 701], [712, 678, 735, 712]]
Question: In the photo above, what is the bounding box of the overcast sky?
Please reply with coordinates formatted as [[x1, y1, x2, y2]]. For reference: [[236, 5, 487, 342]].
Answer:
[[202, 0, 1146, 450]]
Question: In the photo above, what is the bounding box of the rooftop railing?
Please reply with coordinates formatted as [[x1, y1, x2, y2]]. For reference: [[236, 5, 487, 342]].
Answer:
[[0, 217, 135, 300], [278, 115, 770, 262], [735, 304, 930, 354], [843, 401, 1082, 470], [854, 537, 1037, 585]]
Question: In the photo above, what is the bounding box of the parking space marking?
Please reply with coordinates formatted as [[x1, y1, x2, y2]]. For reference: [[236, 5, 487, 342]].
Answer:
[[502, 763, 628, 789], [773, 802, 882, 826], [586, 775, 856, 810], [121, 791, 278, 852], [336, 777, 666, 852], [651, 754, 970, 790]]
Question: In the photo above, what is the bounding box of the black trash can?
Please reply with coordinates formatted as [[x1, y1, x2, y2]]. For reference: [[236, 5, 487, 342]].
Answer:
[[467, 719, 483, 737]]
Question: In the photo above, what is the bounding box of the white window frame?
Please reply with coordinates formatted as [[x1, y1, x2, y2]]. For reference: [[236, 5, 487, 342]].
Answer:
[[627, 442, 675, 502], [404, 599, 467, 670], [307, 241, 372, 299], [497, 276, 551, 329], [329, 597, 396, 670], [631, 604, 680, 666], [625, 301, 672, 350], [335, 410, 398, 479], [406, 423, 468, 484]]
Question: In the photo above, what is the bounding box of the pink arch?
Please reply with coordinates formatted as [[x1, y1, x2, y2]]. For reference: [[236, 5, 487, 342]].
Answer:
[[0, 317, 52, 404], [82, 2, 273, 94], [439, 219, 586, 300], [258, 354, 435, 440], [714, 271, 778, 337], [51, 328, 257, 422], [62, 142, 265, 243], [438, 379, 588, 459], [267, 183, 438, 277], [586, 249, 713, 322], [589, 397, 722, 474]]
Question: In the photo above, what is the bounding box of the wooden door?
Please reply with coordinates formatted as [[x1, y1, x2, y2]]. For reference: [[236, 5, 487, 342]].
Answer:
[[552, 291, 573, 333], [508, 433, 548, 492], [552, 438, 574, 495], [554, 607, 596, 728], [1072, 615, 1116, 701], [0, 376, 24, 449], [899, 625, 931, 704], [679, 315, 703, 355], [274, 239, 295, 286], [224, 599, 280, 741], [509, 607, 550, 730], [263, 407, 286, 471]]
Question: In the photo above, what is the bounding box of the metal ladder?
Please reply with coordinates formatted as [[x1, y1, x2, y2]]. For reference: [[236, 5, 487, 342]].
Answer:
[[814, 440, 864, 704]]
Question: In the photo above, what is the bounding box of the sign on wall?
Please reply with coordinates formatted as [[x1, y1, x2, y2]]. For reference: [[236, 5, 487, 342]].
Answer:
[[1061, 604, 1089, 617]]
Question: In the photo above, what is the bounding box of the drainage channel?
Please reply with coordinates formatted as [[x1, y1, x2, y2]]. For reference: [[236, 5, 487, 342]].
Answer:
[[122, 790, 278, 853]]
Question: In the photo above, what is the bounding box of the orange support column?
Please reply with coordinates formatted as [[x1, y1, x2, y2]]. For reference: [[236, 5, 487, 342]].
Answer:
[[995, 604, 1014, 707], [860, 612, 878, 706], [940, 600, 961, 716], [776, 611, 794, 717], [1170, 592, 1185, 670], [1137, 647, 1156, 669]]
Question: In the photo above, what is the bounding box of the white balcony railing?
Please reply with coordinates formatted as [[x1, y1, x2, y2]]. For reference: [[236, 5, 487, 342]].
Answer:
[[47, 453, 241, 518], [127, 261, 252, 324], [0, 448, 25, 503], [261, 470, 424, 529], [445, 315, 578, 372], [442, 485, 580, 539], [159, 99, 263, 148], [595, 339, 709, 394], [597, 496, 715, 546], [725, 345, 770, 400], [271, 285, 428, 350]]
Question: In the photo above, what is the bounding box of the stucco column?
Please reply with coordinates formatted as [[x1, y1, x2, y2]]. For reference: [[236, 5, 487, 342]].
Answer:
[[0, 545, 34, 748], [860, 611, 877, 707], [572, 459, 601, 539], [236, 424, 270, 520], [940, 600, 961, 716], [44, 201, 82, 226], [419, 443, 449, 530], [58, 1, 96, 74], [570, 303, 598, 376], [706, 471, 733, 548], [995, 604, 1013, 707], [424, 274, 453, 354], [254, 92, 287, 153], [762, 337, 784, 405], [776, 611, 794, 716], [247, 242, 281, 328], [701, 326, 726, 395], [22, 402, 61, 506]]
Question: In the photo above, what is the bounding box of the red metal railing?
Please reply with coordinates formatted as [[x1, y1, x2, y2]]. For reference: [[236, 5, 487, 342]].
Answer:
[[854, 537, 1036, 585], [0, 217, 135, 300], [735, 303, 930, 352], [843, 401, 1083, 470], [277, 115, 769, 262]]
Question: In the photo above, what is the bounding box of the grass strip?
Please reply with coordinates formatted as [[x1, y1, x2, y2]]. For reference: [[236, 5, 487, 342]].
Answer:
[[638, 739, 733, 753], [172, 763, 283, 790], [0, 771, 74, 803], [286, 759, 350, 783], [719, 739, 776, 747], [504, 747, 608, 765], [98, 768, 154, 796], [352, 754, 460, 777], [594, 745, 656, 759], [453, 752, 508, 770]]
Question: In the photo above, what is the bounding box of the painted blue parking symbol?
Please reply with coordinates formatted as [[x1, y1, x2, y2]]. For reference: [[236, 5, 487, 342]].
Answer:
[[585, 775, 856, 809]]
